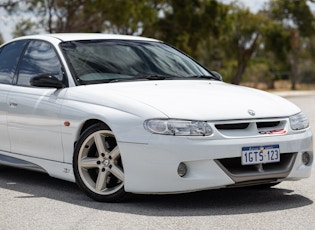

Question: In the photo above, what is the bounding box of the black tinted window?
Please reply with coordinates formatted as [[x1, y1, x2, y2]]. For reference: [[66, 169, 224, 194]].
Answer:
[[17, 40, 64, 86], [0, 40, 27, 84]]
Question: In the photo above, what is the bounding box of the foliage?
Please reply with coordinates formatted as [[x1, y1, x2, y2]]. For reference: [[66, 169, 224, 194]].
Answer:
[[263, 21, 291, 61], [268, 0, 315, 89], [153, 0, 229, 58], [2, 0, 315, 88], [269, 0, 315, 36], [0, 0, 18, 9], [222, 7, 268, 84], [12, 19, 37, 37]]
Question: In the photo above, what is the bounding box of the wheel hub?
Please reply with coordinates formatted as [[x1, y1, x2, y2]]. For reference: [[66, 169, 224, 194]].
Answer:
[[102, 158, 110, 167]]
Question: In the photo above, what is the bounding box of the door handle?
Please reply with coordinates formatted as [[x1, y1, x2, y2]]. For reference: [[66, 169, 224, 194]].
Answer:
[[9, 102, 18, 108]]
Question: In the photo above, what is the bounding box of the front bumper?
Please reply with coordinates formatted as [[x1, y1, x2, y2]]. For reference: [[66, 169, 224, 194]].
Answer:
[[119, 128, 313, 194]]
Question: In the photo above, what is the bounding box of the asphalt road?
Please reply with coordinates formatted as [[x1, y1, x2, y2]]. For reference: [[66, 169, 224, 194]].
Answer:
[[1, 94, 315, 230]]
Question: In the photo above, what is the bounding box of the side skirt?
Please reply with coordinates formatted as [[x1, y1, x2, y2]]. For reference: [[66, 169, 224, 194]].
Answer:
[[0, 152, 76, 183], [0, 154, 46, 173]]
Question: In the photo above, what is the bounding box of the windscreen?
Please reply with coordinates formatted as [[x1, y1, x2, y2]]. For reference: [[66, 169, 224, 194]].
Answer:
[[60, 40, 212, 84]]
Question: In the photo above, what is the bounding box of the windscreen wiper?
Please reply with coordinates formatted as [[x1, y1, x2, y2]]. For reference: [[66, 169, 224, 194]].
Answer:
[[188, 75, 218, 80], [139, 75, 169, 80], [188, 71, 223, 81], [109, 75, 178, 83]]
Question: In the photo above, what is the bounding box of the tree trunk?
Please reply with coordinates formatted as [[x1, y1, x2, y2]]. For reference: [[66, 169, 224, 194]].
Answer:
[[290, 29, 299, 90], [232, 62, 247, 85], [290, 51, 298, 90], [231, 33, 260, 85]]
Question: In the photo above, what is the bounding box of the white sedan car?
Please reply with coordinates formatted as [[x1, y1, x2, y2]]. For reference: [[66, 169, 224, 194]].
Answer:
[[0, 34, 313, 202]]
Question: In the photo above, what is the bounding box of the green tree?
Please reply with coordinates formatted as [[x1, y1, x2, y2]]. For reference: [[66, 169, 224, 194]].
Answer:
[[153, 0, 229, 62], [259, 18, 292, 88], [221, 7, 267, 85], [153, 0, 204, 56], [9, 0, 160, 35], [268, 0, 315, 89], [17, 0, 99, 33], [12, 19, 37, 37], [98, 0, 159, 35]]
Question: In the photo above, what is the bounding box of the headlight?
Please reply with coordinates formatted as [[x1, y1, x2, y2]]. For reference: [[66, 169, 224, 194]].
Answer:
[[144, 119, 212, 136], [290, 112, 309, 130]]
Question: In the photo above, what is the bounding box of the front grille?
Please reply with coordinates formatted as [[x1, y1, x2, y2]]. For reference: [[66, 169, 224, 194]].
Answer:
[[257, 121, 280, 128], [213, 118, 287, 137], [215, 152, 297, 183], [215, 123, 249, 130]]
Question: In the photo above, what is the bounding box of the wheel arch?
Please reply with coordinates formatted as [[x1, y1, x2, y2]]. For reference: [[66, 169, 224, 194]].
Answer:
[[74, 119, 112, 150], [79, 119, 111, 135]]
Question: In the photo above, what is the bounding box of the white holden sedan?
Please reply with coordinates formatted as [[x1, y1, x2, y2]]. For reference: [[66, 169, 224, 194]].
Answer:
[[0, 34, 313, 202]]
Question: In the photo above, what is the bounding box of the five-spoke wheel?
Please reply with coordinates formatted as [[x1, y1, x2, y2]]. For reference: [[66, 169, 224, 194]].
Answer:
[[73, 123, 127, 202]]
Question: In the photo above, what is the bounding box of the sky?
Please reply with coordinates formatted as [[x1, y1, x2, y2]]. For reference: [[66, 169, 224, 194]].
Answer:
[[0, 7, 19, 42], [222, 0, 315, 13], [220, 0, 268, 12]]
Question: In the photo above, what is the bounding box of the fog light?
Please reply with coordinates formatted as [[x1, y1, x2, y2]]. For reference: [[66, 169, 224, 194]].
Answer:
[[302, 152, 311, 165], [177, 162, 187, 177]]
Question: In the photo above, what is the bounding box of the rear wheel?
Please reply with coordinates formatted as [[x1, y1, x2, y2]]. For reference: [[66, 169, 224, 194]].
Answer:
[[73, 123, 128, 202]]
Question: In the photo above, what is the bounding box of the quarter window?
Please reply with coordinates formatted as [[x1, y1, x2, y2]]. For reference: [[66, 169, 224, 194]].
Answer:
[[17, 40, 64, 86], [0, 40, 27, 84]]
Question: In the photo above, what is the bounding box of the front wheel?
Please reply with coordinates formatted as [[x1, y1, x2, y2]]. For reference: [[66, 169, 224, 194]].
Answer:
[[73, 123, 128, 202]]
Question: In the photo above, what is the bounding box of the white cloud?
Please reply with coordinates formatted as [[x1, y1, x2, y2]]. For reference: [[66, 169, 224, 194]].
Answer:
[[0, 8, 14, 42], [240, 0, 268, 12], [220, 0, 315, 13]]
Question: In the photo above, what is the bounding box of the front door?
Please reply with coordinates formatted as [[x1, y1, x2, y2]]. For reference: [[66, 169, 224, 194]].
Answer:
[[7, 40, 67, 162], [0, 40, 28, 153]]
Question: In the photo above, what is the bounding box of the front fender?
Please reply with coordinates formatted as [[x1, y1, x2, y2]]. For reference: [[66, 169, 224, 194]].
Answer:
[[59, 100, 165, 163]]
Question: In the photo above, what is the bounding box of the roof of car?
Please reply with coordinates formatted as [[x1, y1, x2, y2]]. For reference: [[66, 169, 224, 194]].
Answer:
[[10, 33, 160, 43]]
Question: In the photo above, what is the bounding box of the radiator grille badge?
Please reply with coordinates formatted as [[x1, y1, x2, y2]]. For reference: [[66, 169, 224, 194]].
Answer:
[[248, 109, 255, 116]]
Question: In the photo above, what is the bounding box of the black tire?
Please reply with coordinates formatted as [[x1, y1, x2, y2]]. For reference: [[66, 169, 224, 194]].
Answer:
[[73, 123, 129, 202]]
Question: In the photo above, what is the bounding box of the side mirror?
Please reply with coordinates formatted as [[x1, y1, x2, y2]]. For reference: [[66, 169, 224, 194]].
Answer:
[[30, 74, 65, 89], [210, 71, 223, 81]]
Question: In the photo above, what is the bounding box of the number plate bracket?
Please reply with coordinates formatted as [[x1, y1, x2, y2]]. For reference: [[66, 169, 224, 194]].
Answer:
[[241, 144, 280, 165]]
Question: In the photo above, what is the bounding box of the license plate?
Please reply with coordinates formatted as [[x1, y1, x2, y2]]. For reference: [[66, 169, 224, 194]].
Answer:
[[241, 144, 280, 165]]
